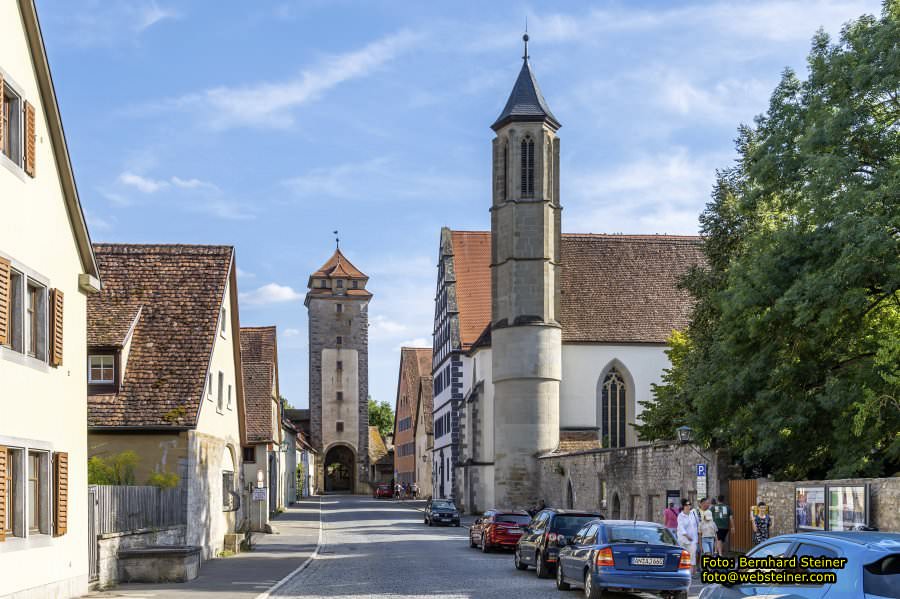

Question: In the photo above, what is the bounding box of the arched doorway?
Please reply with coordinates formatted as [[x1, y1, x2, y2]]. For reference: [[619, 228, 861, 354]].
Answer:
[[611, 493, 621, 519], [566, 479, 575, 509], [324, 445, 355, 493]]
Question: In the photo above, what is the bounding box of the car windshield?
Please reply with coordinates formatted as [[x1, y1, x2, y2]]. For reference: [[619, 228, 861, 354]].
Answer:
[[552, 515, 598, 535], [495, 514, 531, 525], [432, 501, 455, 510], [608, 525, 676, 545]]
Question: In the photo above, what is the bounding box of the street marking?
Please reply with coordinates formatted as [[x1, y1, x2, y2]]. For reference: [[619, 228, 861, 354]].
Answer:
[[253, 497, 324, 599]]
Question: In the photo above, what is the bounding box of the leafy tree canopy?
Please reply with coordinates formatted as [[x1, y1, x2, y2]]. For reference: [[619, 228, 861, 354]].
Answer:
[[368, 396, 395, 439], [637, 2, 900, 480]]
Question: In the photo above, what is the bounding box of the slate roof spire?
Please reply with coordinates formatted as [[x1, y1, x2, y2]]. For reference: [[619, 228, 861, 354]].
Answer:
[[491, 33, 560, 132]]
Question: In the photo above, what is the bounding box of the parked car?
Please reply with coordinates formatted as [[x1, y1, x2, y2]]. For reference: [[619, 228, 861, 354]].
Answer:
[[424, 499, 460, 527], [470, 510, 532, 552], [555, 519, 691, 599], [514, 508, 602, 578], [373, 483, 392, 499], [699, 531, 900, 599]]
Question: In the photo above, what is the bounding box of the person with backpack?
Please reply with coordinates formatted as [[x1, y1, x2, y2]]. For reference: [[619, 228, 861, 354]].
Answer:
[[712, 494, 734, 555]]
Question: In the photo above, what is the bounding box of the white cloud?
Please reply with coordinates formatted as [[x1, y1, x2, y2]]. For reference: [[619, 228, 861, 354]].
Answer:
[[118, 172, 168, 193], [236, 267, 255, 280], [136, 2, 179, 32], [282, 328, 301, 338], [171, 176, 218, 191], [85, 212, 114, 233], [163, 30, 423, 130], [240, 283, 304, 305], [62, 1, 180, 46]]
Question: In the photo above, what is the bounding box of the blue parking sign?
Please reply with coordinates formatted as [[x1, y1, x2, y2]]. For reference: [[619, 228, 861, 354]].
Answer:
[[696, 464, 707, 477]]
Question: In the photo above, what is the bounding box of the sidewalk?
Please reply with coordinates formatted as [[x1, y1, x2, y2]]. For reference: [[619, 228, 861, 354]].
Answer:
[[85, 496, 321, 599]]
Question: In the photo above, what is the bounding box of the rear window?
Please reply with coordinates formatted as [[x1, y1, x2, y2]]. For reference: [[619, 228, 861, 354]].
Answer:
[[432, 501, 455, 510], [495, 514, 531, 525], [608, 525, 676, 546], [552, 515, 598, 535], [863, 554, 900, 598]]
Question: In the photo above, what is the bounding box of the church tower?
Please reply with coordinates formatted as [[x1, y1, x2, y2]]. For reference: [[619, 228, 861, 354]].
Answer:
[[490, 35, 562, 509], [306, 245, 371, 493]]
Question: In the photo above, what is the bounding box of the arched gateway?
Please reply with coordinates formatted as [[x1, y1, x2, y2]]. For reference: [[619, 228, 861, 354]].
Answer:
[[324, 445, 356, 493]]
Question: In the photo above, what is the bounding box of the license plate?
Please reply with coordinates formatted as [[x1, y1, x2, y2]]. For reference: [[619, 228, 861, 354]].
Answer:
[[631, 556, 664, 566]]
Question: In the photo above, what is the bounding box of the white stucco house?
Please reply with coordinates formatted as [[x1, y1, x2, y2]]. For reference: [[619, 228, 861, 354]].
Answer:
[[0, 1, 102, 596]]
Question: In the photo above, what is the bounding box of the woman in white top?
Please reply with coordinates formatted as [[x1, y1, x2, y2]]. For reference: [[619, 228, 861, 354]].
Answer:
[[676, 499, 698, 574]]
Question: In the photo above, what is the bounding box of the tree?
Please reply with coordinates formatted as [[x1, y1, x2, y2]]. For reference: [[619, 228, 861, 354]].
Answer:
[[368, 396, 395, 438], [87, 451, 139, 485], [638, 3, 900, 480]]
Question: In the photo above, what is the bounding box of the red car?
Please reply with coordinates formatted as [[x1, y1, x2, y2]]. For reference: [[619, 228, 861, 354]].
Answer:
[[469, 510, 531, 552], [373, 484, 392, 499]]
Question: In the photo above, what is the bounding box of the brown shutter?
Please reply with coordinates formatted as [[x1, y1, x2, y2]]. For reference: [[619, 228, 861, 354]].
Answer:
[[53, 452, 68, 537], [0, 257, 9, 346], [24, 101, 36, 178], [0, 446, 7, 542], [49, 288, 63, 366]]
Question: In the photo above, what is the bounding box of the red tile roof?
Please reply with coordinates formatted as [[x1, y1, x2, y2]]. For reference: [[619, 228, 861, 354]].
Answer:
[[447, 232, 703, 346], [309, 248, 368, 280], [241, 326, 279, 443], [395, 347, 433, 436], [88, 244, 234, 429]]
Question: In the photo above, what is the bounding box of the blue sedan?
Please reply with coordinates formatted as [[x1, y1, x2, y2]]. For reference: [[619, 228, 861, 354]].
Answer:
[[555, 519, 691, 599], [699, 531, 900, 599]]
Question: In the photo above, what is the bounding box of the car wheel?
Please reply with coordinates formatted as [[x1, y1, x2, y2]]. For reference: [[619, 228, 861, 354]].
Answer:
[[514, 548, 528, 571], [536, 551, 551, 579], [481, 535, 490, 553], [555, 562, 570, 591], [584, 570, 602, 599]]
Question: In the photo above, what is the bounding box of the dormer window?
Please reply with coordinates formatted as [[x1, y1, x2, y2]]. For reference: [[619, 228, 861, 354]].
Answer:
[[351, 280, 358, 289], [319, 279, 327, 288], [336, 279, 344, 289], [88, 355, 115, 384], [521, 136, 535, 197]]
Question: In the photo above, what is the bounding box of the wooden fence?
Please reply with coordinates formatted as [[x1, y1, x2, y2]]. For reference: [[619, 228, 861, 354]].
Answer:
[[93, 485, 186, 534]]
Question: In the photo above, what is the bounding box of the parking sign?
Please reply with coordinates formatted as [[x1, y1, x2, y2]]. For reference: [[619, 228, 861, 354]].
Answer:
[[696, 464, 707, 477]]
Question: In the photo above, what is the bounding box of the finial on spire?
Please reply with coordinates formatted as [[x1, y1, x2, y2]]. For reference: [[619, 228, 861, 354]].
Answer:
[[333, 230, 340, 250], [523, 18, 529, 61]]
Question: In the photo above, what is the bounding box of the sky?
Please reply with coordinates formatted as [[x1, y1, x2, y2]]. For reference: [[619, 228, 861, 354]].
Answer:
[[38, 0, 882, 411]]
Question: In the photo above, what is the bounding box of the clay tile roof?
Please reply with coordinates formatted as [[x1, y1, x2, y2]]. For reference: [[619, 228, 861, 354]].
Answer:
[[310, 248, 368, 280], [88, 303, 142, 347], [450, 231, 492, 350], [241, 326, 278, 443], [556, 430, 601, 454], [87, 244, 233, 429], [447, 231, 703, 346], [369, 426, 388, 463], [559, 234, 703, 343], [396, 347, 433, 424]]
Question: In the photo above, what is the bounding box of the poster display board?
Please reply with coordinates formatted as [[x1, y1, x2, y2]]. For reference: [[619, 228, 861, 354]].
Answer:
[[795, 486, 826, 530], [827, 485, 867, 531]]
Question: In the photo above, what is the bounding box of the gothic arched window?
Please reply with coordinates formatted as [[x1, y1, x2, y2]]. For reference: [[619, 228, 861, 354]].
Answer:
[[520, 136, 534, 197], [600, 367, 627, 448]]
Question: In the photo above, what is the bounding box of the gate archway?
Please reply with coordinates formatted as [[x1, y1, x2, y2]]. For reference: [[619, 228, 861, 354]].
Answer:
[[324, 445, 355, 493]]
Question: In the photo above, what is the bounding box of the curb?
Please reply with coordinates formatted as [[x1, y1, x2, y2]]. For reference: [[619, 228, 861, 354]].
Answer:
[[253, 496, 323, 599]]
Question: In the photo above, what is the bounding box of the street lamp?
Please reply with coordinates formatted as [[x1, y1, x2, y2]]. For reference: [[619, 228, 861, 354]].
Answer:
[[676, 425, 693, 444]]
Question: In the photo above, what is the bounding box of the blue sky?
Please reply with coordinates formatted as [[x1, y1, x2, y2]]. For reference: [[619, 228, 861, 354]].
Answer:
[[38, 0, 881, 410]]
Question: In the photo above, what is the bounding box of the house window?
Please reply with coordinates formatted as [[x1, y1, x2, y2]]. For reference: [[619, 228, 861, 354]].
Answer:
[[336, 279, 344, 289], [336, 303, 343, 313], [351, 280, 358, 289], [521, 136, 535, 197], [88, 355, 115, 384], [336, 360, 343, 371], [217, 371, 224, 412], [336, 421, 344, 433], [3, 448, 16, 537], [336, 336, 342, 345], [207, 373, 213, 398], [242, 447, 255, 462], [2, 82, 22, 166], [227, 384, 233, 410], [600, 368, 627, 448], [4, 268, 47, 360], [27, 452, 41, 533], [220, 307, 227, 336], [336, 391, 343, 402], [502, 144, 509, 199]]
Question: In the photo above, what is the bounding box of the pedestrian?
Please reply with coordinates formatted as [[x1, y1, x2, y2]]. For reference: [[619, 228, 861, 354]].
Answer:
[[664, 501, 680, 539], [698, 497, 717, 557], [712, 494, 734, 555], [751, 501, 771, 546], [676, 498, 698, 575]]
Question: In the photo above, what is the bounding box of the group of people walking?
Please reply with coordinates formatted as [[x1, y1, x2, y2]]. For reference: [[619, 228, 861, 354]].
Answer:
[[664, 495, 771, 575], [393, 481, 419, 499]]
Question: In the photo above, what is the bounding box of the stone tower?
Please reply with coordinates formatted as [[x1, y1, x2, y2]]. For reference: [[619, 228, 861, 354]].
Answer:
[[490, 36, 562, 509], [306, 247, 371, 493]]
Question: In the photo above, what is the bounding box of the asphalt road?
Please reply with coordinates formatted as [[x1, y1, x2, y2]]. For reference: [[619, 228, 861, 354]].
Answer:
[[273, 495, 700, 599]]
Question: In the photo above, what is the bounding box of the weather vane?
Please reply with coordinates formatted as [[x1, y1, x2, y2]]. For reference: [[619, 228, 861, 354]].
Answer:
[[333, 230, 339, 249], [523, 17, 529, 60]]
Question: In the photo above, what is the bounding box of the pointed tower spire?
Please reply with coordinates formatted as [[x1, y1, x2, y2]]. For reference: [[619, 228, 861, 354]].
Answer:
[[491, 33, 560, 132]]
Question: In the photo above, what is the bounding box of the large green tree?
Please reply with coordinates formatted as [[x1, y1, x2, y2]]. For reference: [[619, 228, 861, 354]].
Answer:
[[368, 397, 395, 438], [637, 2, 900, 480]]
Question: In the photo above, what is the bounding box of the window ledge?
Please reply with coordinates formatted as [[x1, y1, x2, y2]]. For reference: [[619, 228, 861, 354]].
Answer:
[[0, 152, 26, 181], [0, 346, 49, 372], [0, 534, 55, 553]]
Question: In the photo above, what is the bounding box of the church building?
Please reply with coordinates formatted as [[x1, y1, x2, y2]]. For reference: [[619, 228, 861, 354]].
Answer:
[[306, 247, 371, 493], [432, 36, 705, 512]]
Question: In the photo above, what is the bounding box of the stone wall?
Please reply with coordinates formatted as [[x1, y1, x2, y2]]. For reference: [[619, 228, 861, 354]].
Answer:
[[757, 477, 900, 537], [538, 442, 729, 521], [96, 525, 186, 588]]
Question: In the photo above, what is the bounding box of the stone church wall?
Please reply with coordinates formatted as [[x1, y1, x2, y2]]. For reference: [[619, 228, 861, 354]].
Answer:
[[538, 442, 729, 521]]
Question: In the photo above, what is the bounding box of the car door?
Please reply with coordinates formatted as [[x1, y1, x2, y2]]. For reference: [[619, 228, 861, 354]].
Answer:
[[765, 541, 841, 598], [561, 526, 588, 578], [522, 512, 548, 563], [574, 524, 600, 575]]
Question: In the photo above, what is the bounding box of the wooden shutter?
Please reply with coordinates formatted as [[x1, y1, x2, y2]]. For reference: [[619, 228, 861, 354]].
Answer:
[[0, 446, 7, 542], [53, 452, 68, 537], [24, 101, 36, 177], [0, 257, 9, 346], [49, 288, 63, 366]]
